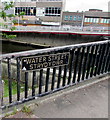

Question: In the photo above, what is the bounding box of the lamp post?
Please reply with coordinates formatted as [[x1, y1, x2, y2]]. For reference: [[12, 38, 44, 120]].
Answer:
[[16, 13, 19, 26], [23, 21, 26, 31]]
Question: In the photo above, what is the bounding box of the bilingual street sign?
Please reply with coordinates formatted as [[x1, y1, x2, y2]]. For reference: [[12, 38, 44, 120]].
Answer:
[[21, 52, 70, 71]]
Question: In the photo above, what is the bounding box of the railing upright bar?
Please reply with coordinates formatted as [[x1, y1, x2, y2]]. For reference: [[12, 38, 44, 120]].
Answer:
[[77, 47, 85, 82], [90, 45, 98, 77], [67, 49, 74, 85], [86, 46, 94, 79], [39, 69, 43, 95], [51, 67, 56, 90], [100, 44, 109, 74], [62, 65, 67, 87], [81, 46, 90, 80], [94, 45, 101, 76], [25, 72, 28, 99], [106, 52, 110, 72], [97, 45, 105, 75], [72, 48, 80, 83], [57, 66, 62, 88], [45, 68, 50, 92], [108, 61, 110, 72], [7, 58, 12, 103], [0, 60, 3, 107], [103, 45, 110, 73], [32, 71, 36, 97], [16, 58, 21, 101]]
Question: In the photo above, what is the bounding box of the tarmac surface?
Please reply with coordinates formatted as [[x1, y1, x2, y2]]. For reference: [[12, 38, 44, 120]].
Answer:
[[32, 79, 108, 118]]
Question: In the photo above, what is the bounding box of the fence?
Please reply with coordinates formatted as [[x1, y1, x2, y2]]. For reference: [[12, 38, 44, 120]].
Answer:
[[15, 26, 109, 32], [1, 25, 109, 33], [0, 40, 110, 109]]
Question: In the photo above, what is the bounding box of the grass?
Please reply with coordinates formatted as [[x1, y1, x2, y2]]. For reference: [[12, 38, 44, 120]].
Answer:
[[3, 79, 25, 97], [4, 105, 33, 118], [21, 104, 32, 114], [5, 107, 18, 118]]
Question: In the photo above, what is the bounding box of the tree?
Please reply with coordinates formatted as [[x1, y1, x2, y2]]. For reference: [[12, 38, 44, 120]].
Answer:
[[0, 1, 16, 39]]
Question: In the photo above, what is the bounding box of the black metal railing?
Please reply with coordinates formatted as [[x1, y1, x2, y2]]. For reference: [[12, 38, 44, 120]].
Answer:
[[0, 40, 110, 108]]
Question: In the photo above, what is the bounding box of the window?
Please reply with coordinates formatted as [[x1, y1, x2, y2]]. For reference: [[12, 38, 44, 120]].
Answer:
[[15, 7, 36, 16], [45, 7, 61, 16], [88, 18, 93, 22], [92, 18, 99, 23], [84, 18, 88, 22], [92, 18, 95, 23], [64, 15, 68, 21], [95, 18, 99, 23], [100, 19, 108, 23], [77, 16, 82, 21], [69, 16, 73, 21], [106, 19, 109, 24], [73, 16, 77, 21]]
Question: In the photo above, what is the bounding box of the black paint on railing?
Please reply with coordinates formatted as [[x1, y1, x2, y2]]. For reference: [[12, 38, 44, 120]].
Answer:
[[32, 71, 36, 97], [7, 58, 12, 104], [16, 58, 21, 101], [0, 40, 110, 108]]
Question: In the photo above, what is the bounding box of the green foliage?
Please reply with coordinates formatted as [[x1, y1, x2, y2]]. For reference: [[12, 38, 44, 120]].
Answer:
[[21, 105, 32, 114], [18, 12, 25, 19], [7, 14, 15, 18], [0, 1, 17, 39], [3, 1, 14, 10], [2, 33, 16, 39], [5, 107, 18, 117], [0, 11, 7, 21], [10, 26, 16, 31], [12, 19, 17, 23], [19, 12, 25, 16], [0, 23, 8, 28], [3, 79, 25, 97], [0, 2, 14, 20]]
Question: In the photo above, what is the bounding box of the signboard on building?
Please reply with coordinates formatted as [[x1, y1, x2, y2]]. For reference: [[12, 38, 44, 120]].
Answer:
[[21, 52, 70, 71]]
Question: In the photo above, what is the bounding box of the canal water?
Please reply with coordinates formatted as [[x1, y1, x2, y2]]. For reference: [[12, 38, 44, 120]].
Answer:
[[2, 33, 106, 54], [2, 40, 49, 54]]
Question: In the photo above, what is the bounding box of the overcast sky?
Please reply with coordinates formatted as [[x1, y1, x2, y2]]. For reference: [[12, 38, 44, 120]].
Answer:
[[0, 0, 109, 12], [65, 0, 109, 12]]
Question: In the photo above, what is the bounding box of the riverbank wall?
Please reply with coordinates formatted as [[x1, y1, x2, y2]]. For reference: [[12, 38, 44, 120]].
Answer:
[[2, 31, 104, 47]]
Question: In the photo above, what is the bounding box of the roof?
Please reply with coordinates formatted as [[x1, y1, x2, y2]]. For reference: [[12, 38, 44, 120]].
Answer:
[[84, 11, 110, 18]]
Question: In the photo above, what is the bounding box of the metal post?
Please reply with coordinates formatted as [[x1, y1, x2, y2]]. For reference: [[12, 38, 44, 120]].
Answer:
[[16, 13, 20, 26], [0, 60, 3, 119], [81, 12, 85, 31]]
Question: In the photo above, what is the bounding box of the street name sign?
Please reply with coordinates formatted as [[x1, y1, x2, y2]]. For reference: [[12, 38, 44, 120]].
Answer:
[[21, 52, 70, 71]]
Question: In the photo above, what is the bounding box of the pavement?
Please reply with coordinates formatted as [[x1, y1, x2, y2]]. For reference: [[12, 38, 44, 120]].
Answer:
[[3, 75, 109, 119], [32, 78, 109, 118]]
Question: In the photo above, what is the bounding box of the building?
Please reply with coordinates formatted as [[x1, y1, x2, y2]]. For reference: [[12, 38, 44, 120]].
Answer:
[[61, 11, 83, 26], [61, 9, 110, 27], [2, 0, 110, 27], [13, 0, 65, 26], [83, 9, 110, 27]]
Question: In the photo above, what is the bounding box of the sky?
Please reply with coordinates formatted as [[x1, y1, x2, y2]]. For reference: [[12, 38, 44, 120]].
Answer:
[[0, 0, 109, 12], [65, 0, 109, 12]]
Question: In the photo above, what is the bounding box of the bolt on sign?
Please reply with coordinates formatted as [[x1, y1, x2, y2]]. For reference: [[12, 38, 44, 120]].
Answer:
[[21, 52, 70, 71]]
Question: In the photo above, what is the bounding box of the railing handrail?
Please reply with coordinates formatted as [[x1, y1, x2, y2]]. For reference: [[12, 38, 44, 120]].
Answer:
[[1, 40, 110, 59]]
